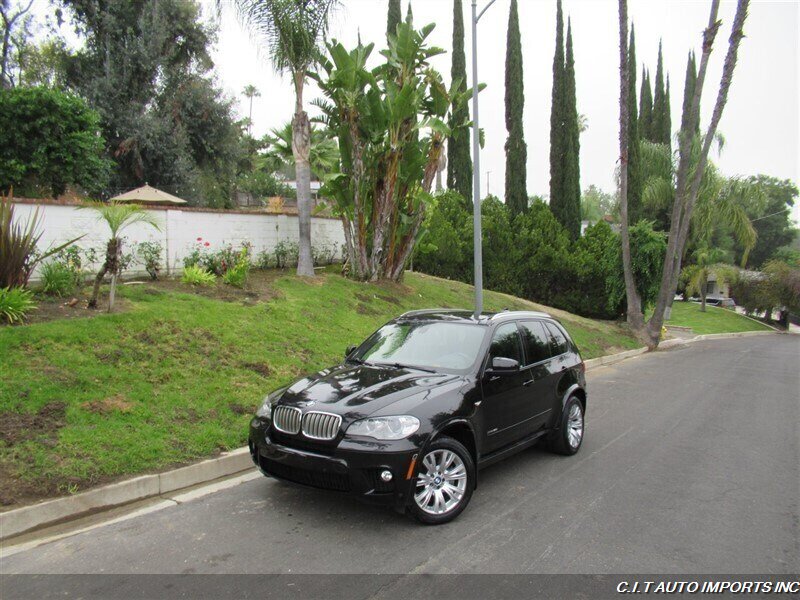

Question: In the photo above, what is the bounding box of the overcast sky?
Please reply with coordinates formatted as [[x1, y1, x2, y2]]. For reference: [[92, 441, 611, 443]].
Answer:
[[212, 0, 799, 221]]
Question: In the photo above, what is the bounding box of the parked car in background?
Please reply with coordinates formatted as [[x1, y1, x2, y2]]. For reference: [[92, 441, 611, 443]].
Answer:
[[703, 297, 736, 308], [249, 309, 587, 524]]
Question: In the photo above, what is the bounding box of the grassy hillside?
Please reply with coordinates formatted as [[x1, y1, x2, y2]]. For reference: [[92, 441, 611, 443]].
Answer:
[[664, 301, 773, 335], [0, 269, 639, 508]]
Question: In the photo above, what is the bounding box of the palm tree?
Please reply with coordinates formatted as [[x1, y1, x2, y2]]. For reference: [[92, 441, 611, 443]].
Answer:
[[81, 202, 160, 311], [262, 121, 339, 178], [242, 84, 261, 136], [227, 0, 340, 277], [683, 246, 733, 312]]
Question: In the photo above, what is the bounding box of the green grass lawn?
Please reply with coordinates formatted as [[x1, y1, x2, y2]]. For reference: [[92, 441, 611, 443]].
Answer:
[[0, 269, 640, 508], [664, 301, 773, 335]]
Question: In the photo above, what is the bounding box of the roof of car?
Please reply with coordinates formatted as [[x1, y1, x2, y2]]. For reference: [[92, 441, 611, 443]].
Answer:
[[398, 308, 554, 325]]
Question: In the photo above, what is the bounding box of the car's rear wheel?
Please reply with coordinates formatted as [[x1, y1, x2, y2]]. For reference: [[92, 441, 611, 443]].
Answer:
[[548, 396, 584, 455], [408, 436, 474, 525]]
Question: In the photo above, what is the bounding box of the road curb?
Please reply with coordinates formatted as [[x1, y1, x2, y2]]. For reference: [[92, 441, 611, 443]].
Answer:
[[1, 329, 780, 542], [0, 448, 252, 541]]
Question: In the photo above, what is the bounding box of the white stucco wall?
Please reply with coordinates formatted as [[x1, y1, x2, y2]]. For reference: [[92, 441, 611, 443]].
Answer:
[[14, 201, 345, 280]]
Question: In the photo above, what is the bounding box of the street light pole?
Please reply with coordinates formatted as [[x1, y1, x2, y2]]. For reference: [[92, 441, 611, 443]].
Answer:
[[471, 0, 496, 318]]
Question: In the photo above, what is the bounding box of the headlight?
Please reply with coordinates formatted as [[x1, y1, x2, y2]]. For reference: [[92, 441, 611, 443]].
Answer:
[[346, 416, 420, 440], [256, 389, 285, 418]]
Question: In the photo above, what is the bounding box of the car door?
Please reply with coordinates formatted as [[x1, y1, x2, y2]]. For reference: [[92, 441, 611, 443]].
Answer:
[[518, 320, 556, 431], [479, 322, 529, 454]]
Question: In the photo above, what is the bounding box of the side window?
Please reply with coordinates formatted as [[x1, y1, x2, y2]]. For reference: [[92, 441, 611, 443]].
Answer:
[[520, 321, 552, 365], [545, 322, 569, 356], [489, 323, 523, 364]]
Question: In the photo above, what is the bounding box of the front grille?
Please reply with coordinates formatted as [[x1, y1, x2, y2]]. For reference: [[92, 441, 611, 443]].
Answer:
[[259, 456, 350, 492], [273, 406, 301, 434], [301, 411, 341, 440]]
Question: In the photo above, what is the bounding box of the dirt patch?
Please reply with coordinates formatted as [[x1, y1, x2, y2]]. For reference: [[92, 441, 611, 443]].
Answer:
[[356, 303, 378, 315], [355, 292, 373, 303], [377, 294, 401, 305], [229, 403, 255, 416], [154, 269, 283, 304], [0, 402, 66, 446], [243, 362, 271, 377], [19, 289, 133, 326], [80, 395, 133, 414]]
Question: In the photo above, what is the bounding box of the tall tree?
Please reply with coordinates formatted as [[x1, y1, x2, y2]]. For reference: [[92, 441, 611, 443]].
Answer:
[[621, 0, 752, 346], [561, 18, 581, 239], [548, 0, 566, 223], [664, 75, 672, 148], [627, 24, 643, 224], [651, 41, 669, 145], [229, 0, 339, 278], [504, 0, 527, 216], [387, 0, 402, 40], [405, 2, 413, 25], [447, 0, 472, 205], [617, 0, 643, 329], [639, 67, 653, 139], [681, 51, 699, 133], [242, 84, 260, 136], [0, 0, 34, 88]]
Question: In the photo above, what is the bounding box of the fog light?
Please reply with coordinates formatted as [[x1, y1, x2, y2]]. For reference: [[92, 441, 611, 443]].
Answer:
[[380, 470, 393, 482]]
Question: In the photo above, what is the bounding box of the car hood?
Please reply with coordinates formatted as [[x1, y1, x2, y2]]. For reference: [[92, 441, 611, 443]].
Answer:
[[276, 362, 460, 422]]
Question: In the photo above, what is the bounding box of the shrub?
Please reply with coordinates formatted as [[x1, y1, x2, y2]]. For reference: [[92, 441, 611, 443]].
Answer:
[[274, 240, 299, 269], [1, 192, 82, 288], [0, 87, 111, 197], [184, 239, 248, 276], [0, 287, 36, 323], [41, 261, 79, 296], [414, 191, 473, 281], [181, 265, 216, 286], [137, 241, 163, 280], [222, 247, 251, 288]]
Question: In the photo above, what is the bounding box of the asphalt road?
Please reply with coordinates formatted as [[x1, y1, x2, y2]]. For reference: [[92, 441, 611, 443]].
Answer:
[[3, 335, 799, 595]]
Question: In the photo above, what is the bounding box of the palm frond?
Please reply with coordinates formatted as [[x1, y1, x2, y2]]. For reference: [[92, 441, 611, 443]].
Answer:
[[79, 202, 161, 237]]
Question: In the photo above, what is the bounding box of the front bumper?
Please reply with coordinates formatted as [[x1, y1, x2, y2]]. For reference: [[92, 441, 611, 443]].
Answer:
[[248, 418, 419, 510]]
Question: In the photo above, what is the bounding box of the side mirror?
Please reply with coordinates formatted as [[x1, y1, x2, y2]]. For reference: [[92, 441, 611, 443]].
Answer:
[[490, 356, 520, 372], [345, 345, 357, 358]]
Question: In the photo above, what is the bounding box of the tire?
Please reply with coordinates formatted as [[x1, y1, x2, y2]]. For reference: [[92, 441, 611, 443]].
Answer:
[[407, 436, 475, 525], [548, 396, 585, 456]]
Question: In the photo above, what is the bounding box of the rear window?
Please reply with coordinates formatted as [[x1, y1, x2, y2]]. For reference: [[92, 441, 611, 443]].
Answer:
[[520, 321, 551, 365], [545, 322, 569, 356]]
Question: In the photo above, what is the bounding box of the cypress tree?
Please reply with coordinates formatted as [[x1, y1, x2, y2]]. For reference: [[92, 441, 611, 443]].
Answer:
[[405, 2, 413, 25], [548, 0, 566, 224], [627, 25, 643, 224], [387, 0, 401, 40], [680, 51, 699, 134], [447, 0, 473, 206], [651, 41, 668, 144], [504, 0, 527, 216], [664, 75, 672, 148], [639, 67, 653, 140], [561, 18, 581, 239]]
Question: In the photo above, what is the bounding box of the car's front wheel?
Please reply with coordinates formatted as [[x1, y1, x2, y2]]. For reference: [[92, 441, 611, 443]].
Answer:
[[408, 436, 474, 525]]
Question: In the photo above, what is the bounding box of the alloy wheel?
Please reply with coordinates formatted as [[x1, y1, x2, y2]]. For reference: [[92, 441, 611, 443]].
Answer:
[[414, 449, 467, 515], [567, 402, 583, 448]]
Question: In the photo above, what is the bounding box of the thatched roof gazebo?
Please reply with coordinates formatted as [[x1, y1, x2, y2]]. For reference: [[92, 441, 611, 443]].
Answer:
[[110, 184, 187, 206]]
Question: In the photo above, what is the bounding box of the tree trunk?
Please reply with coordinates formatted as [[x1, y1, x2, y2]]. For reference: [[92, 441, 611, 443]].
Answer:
[[88, 264, 108, 309], [617, 0, 646, 338], [88, 238, 120, 309], [292, 72, 315, 278], [645, 0, 749, 344]]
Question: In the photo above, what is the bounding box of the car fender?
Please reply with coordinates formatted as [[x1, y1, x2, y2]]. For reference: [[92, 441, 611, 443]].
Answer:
[[420, 417, 479, 489], [559, 383, 586, 421]]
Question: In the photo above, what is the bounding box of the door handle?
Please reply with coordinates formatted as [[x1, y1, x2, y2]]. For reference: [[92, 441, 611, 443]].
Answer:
[[523, 379, 535, 387]]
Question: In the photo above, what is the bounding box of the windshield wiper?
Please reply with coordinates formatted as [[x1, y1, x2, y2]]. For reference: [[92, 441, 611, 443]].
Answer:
[[388, 362, 436, 373]]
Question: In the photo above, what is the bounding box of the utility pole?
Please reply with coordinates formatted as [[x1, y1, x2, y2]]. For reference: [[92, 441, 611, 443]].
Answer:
[[471, 0, 497, 318], [486, 170, 492, 196]]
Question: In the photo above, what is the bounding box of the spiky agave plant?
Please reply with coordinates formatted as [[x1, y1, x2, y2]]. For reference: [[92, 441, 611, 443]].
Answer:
[[80, 202, 160, 311]]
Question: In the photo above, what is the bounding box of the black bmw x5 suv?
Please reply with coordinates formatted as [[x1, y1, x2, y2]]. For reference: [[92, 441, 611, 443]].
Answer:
[[249, 309, 587, 524]]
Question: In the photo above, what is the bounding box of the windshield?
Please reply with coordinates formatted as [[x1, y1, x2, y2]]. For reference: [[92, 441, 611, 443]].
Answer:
[[352, 321, 486, 373]]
